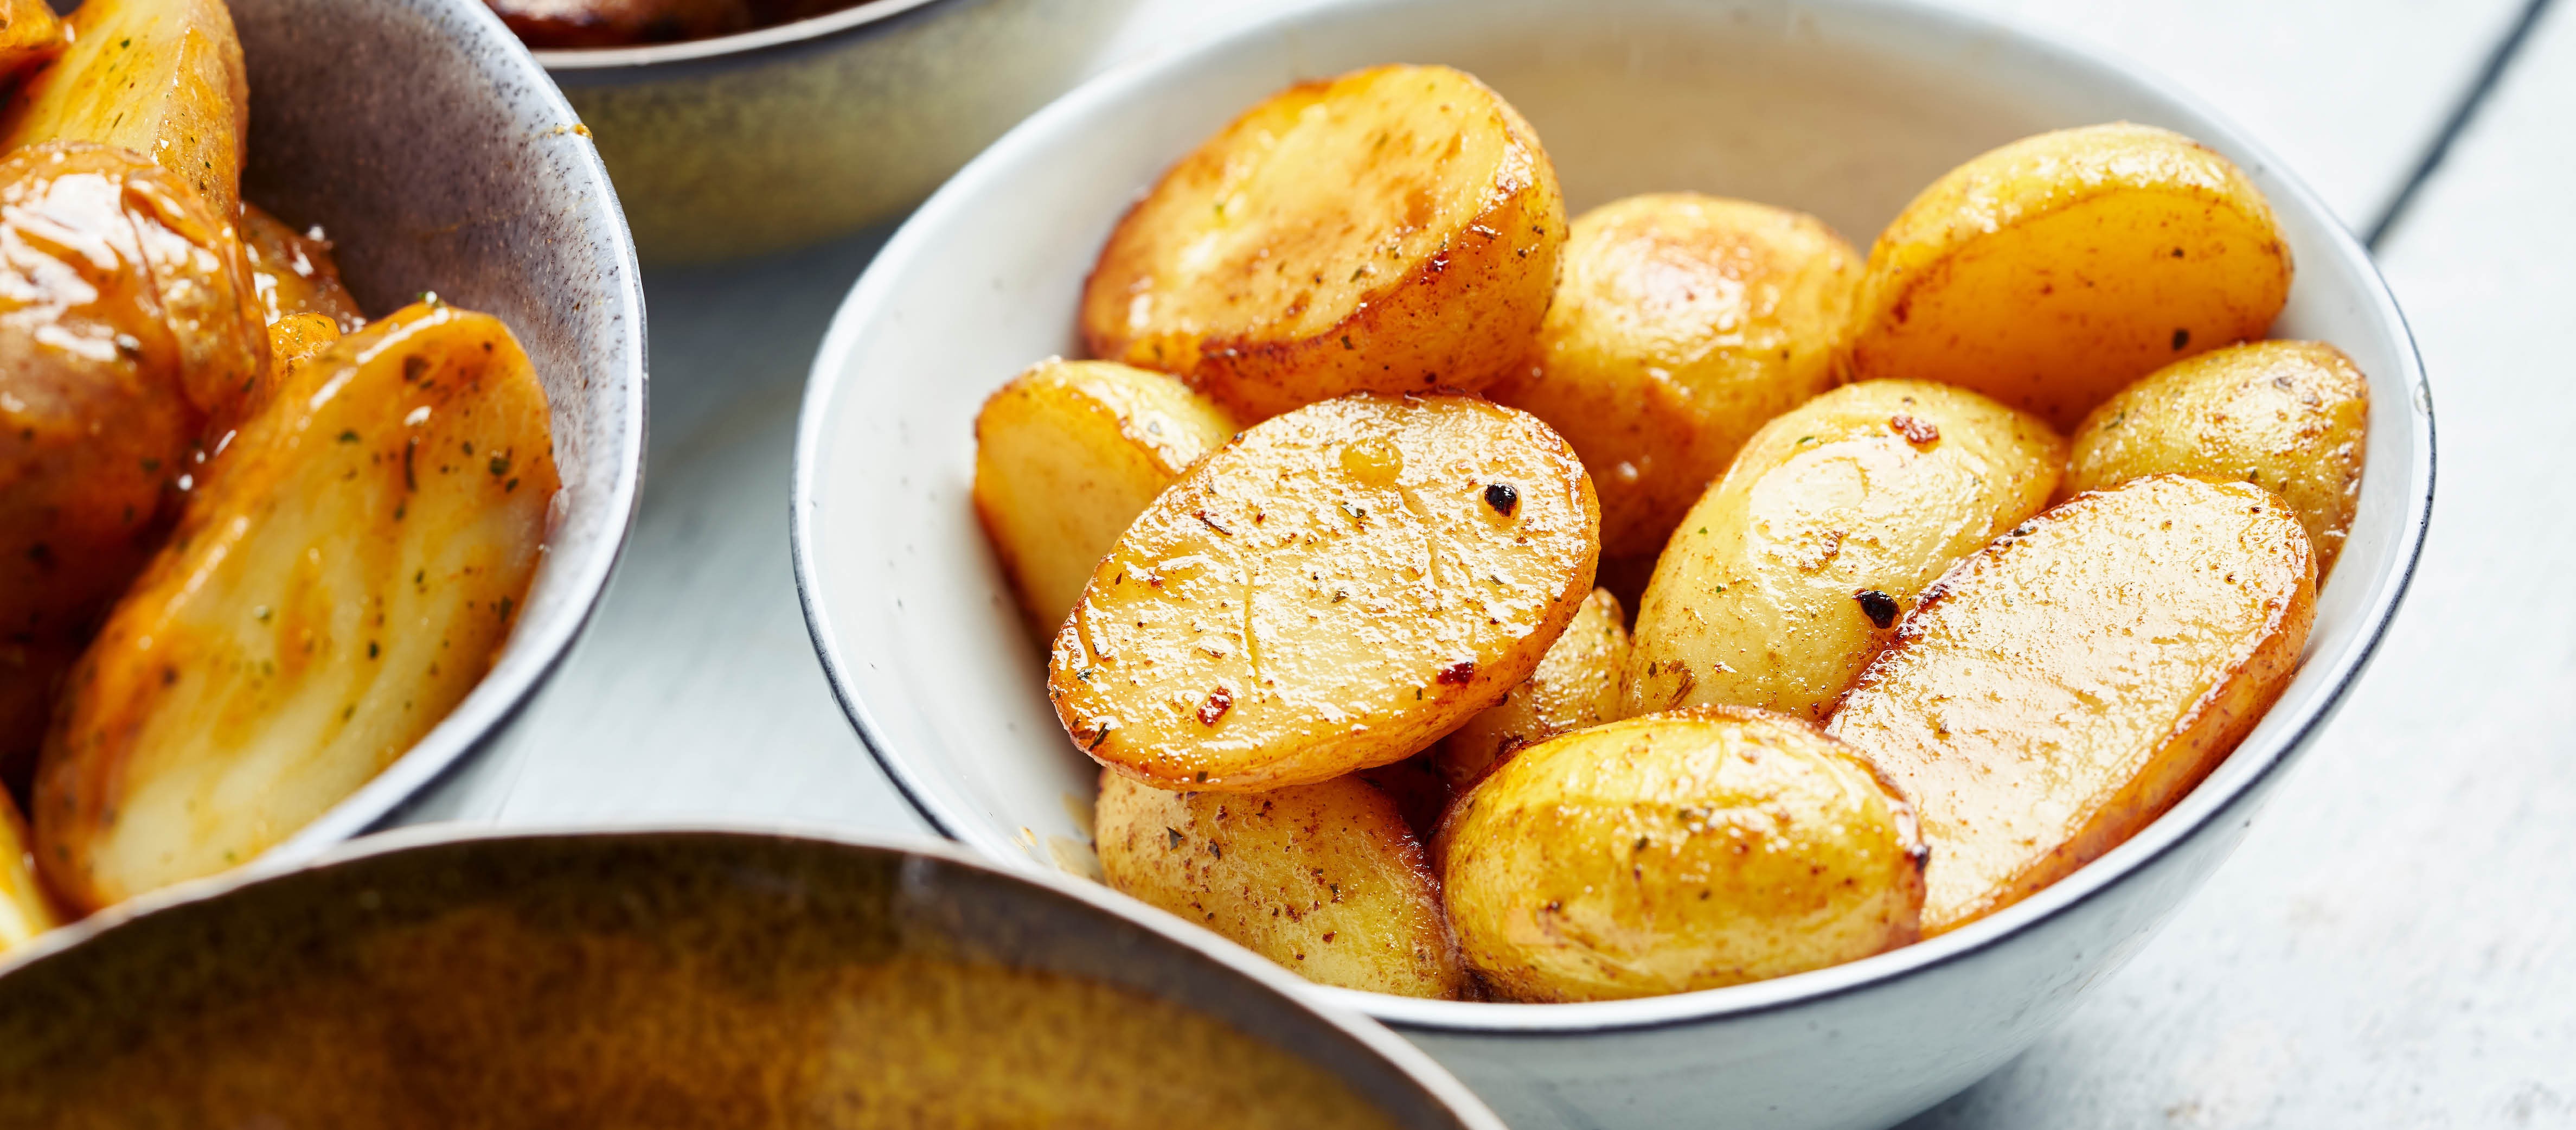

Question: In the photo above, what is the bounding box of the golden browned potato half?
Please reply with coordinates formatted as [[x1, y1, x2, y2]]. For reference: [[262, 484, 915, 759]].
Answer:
[[0, 0, 64, 81], [1828, 475, 2316, 936], [0, 788, 60, 950], [1079, 64, 1566, 421], [35, 301, 560, 912], [1, 0, 250, 221], [1490, 194, 1862, 559], [1434, 586, 1627, 789], [1096, 771, 1467, 998], [973, 359, 1238, 640], [1049, 393, 1598, 792], [1625, 380, 2062, 722], [1441, 707, 1924, 1001], [241, 203, 368, 332], [2066, 340, 2367, 577], [1843, 123, 2292, 430]]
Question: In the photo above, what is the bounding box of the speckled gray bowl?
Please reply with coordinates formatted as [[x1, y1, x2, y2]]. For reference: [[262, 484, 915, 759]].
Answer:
[[232, 0, 645, 860]]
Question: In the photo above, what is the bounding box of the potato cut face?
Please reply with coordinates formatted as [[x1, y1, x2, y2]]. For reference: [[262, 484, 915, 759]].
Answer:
[[2068, 340, 2366, 577], [1441, 707, 1924, 1001], [973, 360, 1239, 640], [1626, 380, 2062, 723], [1827, 475, 2315, 936], [1096, 771, 1466, 998], [1492, 194, 1861, 558], [1049, 393, 1599, 792], [1080, 64, 1566, 421], [0, 788, 59, 952], [1844, 123, 2291, 430], [34, 302, 560, 912], [0, 0, 63, 80], [241, 203, 368, 333], [1, 0, 250, 221], [1435, 586, 1627, 790]]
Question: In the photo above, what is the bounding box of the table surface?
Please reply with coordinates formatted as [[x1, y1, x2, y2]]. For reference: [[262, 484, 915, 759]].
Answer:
[[403, 1, 2576, 1125]]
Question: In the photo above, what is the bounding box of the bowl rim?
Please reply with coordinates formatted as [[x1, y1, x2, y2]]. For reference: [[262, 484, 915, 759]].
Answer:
[[789, 0, 2436, 1036], [527, 0, 954, 73]]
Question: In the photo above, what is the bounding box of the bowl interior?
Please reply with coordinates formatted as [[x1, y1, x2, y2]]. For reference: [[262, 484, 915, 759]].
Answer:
[[793, 0, 2430, 1025]]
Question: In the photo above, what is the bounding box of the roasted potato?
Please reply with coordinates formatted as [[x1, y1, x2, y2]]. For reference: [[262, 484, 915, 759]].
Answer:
[[1079, 64, 1566, 421], [1842, 123, 2292, 429], [2066, 340, 2367, 577], [0, 787, 56, 950], [1049, 393, 1599, 792], [1096, 771, 1466, 998], [1827, 475, 2315, 936], [1434, 586, 1627, 789], [35, 301, 560, 912], [1625, 380, 2062, 722], [973, 359, 1239, 640], [1440, 707, 1924, 1001], [1490, 194, 1862, 558], [241, 203, 367, 332], [1, 0, 251, 221], [0, 0, 63, 81]]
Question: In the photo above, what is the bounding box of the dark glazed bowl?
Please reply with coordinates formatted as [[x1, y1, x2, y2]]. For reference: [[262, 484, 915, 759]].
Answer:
[[229, 0, 645, 859]]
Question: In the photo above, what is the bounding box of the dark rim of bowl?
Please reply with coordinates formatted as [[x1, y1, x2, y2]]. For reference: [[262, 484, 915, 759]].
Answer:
[[529, 0, 954, 72]]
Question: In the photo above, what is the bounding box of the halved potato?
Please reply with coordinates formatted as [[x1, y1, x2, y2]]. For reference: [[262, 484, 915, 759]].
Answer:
[[34, 301, 560, 912], [1490, 194, 1862, 558], [1095, 771, 1466, 998], [1434, 586, 1627, 789], [241, 203, 368, 331], [0, 0, 64, 81], [973, 359, 1239, 640], [1827, 475, 2315, 936], [0, 787, 58, 951], [2066, 340, 2367, 577], [1049, 393, 1598, 792], [1843, 123, 2292, 430], [1625, 380, 2062, 723], [1, 0, 250, 221], [1079, 64, 1566, 421], [1440, 706, 1924, 1002]]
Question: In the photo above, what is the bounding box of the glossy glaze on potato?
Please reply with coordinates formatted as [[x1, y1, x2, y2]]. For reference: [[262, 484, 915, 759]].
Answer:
[[0, 788, 59, 952], [1, 0, 250, 221], [241, 203, 367, 333], [1827, 475, 2315, 936], [1434, 586, 1627, 790]]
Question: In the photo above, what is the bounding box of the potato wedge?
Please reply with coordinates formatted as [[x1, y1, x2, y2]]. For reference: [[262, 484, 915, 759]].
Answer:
[[0, 787, 57, 950], [1079, 64, 1566, 421], [1096, 771, 1466, 998], [1, 0, 251, 221], [1440, 707, 1924, 1001], [1490, 194, 1862, 558], [1434, 586, 1627, 789], [1843, 123, 2292, 429], [0, 0, 64, 81], [241, 203, 367, 332], [2066, 340, 2367, 577], [34, 301, 559, 912], [1049, 393, 1598, 792], [973, 359, 1239, 640], [1625, 380, 2062, 722], [1827, 475, 2315, 936]]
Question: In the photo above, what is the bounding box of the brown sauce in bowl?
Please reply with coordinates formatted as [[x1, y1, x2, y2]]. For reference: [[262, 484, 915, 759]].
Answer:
[[485, 0, 873, 49]]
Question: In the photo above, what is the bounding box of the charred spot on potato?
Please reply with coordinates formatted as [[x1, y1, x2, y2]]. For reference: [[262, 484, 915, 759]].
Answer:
[[2172, 328, 2191, 350], [1888, 414, 1940, 446], [1438, 660, 1477, 685], [1198, 686, 1234, 726], [1484, 481, 1519, 516], [1856, 589, 1900, 629]]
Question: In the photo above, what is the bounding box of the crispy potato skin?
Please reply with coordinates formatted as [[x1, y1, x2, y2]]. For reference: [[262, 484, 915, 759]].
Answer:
[[0, 0, 63, 81], [241, 203, 366, 333], [34, 302, 559, 912], [1440, 707, 1924, 1001], [1435, 586, 1627, 790], [1827, 475, 2315, 935], [1626, 380, 2062, 723], [1097, 771, 1467, 998], [2, 0, 251, 221], [0, 786, 60, 951], [1843, 123, 2292, 430], [973, 359, 1239, 641], [2067, 340, 2367, 577], [1491, 194, 1861, 558], [1080, 65, 1567, 422], [1050, 394, 1598, 792]]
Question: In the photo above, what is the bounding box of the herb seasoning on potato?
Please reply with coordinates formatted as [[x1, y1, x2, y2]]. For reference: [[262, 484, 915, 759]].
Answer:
[[1434, 586, 1628, 789]]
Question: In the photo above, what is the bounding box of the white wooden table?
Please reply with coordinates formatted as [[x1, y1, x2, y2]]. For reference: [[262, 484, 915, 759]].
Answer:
[[407, 1, 2576, 1123]]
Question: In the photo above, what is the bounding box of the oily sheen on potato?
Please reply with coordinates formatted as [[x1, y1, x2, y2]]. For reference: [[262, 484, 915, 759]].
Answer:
[[1625, 380, 2063, 722], [1048, 393, 1599, 792], [0, 0, 61, 80], [1095, 771, 1467, 998], [1827, 475, 2316, 936], [1079, 64, 1566, 421], [241, 203, 369, 333], [1843, 123, 2292, 430], [1434, 586, 1628, 789], [974, 359, 1239, 639], [1, 0, 251, 220], [1490, 193, 1863, 559], [0, 790, 57, 950], [2067, 340, 2368, 577], [1440, 707, 1925, 1002]]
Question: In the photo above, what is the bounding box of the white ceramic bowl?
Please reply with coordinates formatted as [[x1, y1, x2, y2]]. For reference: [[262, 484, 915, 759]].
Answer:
[[790, 2, 2434, 1126]]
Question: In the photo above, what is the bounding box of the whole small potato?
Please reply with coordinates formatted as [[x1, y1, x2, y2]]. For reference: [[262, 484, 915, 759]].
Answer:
[[1440, 707, 1924, 1002], [2066, 340, 2367, 577], [1491, 194, 1862, 559], [1625, 380, 2062, 722], [1434, 586, 1628, 790], [1095, 771, 1468, 998], [1844, 123, 2292, 430]]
